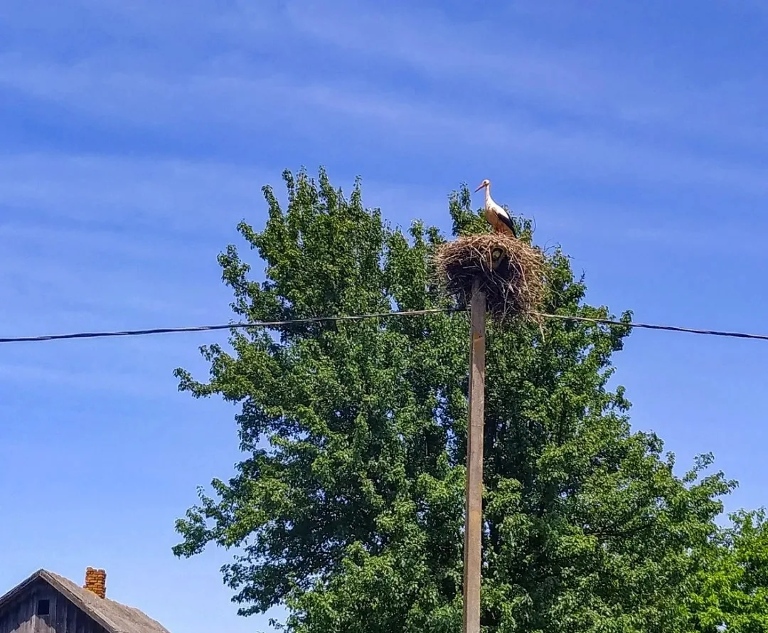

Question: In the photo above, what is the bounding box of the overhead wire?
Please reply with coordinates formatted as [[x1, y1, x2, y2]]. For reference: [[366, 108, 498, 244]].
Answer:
[[1, 308, 768, 344], [0, 308, 456, 344], [535, 313, 768, 342]]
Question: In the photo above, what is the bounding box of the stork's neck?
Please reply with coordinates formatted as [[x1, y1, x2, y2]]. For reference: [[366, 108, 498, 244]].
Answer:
[[484, 184, 492, 206]]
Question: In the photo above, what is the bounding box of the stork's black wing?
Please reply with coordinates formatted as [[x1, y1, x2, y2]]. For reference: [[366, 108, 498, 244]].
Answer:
[[497, 211, 517, 237]]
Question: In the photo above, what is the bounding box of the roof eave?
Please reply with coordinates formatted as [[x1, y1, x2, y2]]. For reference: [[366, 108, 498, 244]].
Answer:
[[0, 569, 121, 633]]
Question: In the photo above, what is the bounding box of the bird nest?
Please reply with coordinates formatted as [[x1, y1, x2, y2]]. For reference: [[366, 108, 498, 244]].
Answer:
[[435, 234, 546, 320]]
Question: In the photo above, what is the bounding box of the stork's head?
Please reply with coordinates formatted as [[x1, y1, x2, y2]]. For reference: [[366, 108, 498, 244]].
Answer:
[[474, 179, 490, 192]]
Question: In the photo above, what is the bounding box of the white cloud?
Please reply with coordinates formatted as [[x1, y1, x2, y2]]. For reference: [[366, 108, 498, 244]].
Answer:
[[283, 0, 603, 109], [0, 152, 269, 231], [3, 53, 768, 203], [0, 361, 168, 396], [282, 0, 768, 145]]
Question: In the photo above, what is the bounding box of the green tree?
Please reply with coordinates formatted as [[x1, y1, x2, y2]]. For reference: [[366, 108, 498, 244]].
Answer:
[[173, 167, 734, 632], [689, 509, 768, 632]]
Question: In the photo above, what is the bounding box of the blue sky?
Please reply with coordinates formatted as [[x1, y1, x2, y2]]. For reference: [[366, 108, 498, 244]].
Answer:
[[2, 1, 768, 630]]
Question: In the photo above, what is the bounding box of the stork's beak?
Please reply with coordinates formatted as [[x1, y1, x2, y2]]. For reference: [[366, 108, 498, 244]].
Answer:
[[474, 182, 485, 192]]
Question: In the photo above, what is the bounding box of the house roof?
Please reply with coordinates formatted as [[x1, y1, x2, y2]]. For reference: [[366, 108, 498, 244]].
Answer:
[[0, 569, 171, 633]]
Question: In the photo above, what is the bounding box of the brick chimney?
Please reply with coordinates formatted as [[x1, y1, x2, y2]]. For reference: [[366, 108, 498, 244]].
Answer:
[[83, 567, 106, 599]]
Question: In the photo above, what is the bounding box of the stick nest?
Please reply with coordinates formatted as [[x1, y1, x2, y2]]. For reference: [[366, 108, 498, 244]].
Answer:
[[435, 234, 546, 321]]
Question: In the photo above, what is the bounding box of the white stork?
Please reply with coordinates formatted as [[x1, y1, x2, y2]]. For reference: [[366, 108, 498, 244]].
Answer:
[[474, 179, 517, 237]]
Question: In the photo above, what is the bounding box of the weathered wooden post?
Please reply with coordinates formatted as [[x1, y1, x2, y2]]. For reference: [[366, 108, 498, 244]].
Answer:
[[435, 233, 545, 633], [463, 279, 486, 633]]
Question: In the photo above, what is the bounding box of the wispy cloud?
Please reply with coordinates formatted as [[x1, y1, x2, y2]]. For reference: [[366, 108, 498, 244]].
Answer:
[[4, 58, 768, 204], [536, 200, 768, 258], [0, 361, 174, 397], [283, 0, 603, 110], [282, 0, 768, 146], [0, 152, 268, 230]]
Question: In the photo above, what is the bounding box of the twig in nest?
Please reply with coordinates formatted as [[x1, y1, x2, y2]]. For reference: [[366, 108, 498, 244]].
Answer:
[[434, 234, 546, 321]]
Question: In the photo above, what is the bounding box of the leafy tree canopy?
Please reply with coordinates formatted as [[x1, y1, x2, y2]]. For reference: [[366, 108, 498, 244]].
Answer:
[[173, 168, 734, 632], [689, 509, 768, 633]]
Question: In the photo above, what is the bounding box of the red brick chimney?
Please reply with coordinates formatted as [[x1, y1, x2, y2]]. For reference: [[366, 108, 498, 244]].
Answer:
[[83, 567, 106, 599]]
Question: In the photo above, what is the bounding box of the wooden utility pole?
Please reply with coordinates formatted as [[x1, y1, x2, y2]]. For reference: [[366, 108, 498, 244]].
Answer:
[[463, 279, 486, 633]]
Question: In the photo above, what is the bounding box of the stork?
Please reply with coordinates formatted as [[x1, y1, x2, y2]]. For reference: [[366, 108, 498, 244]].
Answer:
[[474, 179, 517, 237]]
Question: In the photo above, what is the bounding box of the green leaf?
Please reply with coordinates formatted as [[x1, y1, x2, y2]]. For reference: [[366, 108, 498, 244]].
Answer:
[[173, 168, 735, 632]]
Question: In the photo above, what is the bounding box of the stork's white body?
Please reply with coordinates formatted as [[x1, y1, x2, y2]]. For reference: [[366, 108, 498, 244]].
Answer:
[[474, 179, 516, 237]]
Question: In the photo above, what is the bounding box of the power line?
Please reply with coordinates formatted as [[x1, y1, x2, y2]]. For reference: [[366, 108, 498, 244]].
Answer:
[[538, 313, 768, 342], [0, 308, 456, 344], [1, 308, 768, 345]]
